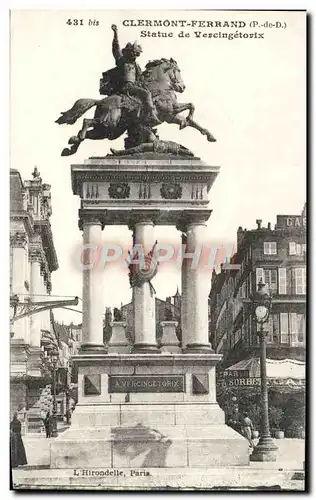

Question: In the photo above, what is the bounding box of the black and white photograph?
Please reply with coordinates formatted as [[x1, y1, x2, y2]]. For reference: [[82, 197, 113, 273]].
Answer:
[[9, 8, 306, 491]]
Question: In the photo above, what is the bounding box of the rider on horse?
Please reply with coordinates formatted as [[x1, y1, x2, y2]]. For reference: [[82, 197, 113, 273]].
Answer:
[[100, 25, 161, 126]]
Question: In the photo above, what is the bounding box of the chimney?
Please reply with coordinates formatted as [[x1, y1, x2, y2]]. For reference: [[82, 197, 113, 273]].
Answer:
[[256, 219, 262, 230], [267, 222, 271, 230]]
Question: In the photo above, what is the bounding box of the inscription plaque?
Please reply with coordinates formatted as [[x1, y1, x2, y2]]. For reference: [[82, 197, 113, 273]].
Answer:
[[108, 375, 185, 393]]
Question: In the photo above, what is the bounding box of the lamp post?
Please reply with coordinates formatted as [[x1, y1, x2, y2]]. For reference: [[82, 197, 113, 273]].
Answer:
[[250, 279, 278, 462], [49, 347, 59, 438]]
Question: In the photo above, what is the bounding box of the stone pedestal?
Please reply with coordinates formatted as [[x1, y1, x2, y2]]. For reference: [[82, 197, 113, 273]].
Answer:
[[49, 155, 249, 477], [159, 321, 181, 353], [108, 322, 131, 353], [50, 354, 249, 469]]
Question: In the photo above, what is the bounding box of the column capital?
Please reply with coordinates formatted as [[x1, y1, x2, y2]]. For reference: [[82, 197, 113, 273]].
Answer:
[[127, 210, 160, 231], [78, 210, 105, 231], [29, 246, 43, 263], [176, 210, 212, 233], [10, 231, 28, 249]]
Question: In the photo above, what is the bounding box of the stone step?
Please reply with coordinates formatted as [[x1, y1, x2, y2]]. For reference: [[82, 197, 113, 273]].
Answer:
[[12, 467, 305, 491]]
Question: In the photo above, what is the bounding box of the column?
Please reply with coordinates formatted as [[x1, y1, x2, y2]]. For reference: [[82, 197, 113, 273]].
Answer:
[[182, 220, 212, 353], [180, 233, 188, 349], [29, 249, 42, 348], [130, 220, 158, 353], [43, 272, 52, 333], [11, 232, 28, 342], [80, 214, 106, 352]]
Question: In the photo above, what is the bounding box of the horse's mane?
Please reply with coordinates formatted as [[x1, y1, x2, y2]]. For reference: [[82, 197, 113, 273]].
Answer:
[[145, 58, 171, 69], [143, 58, 177, 80]]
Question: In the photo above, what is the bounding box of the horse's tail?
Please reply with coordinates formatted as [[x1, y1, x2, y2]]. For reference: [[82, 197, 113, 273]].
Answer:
[[55, 98, 99, 125]]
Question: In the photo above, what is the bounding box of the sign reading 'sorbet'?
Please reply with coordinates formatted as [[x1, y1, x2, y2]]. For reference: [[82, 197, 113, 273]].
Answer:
[[108, 375, 185, 393]]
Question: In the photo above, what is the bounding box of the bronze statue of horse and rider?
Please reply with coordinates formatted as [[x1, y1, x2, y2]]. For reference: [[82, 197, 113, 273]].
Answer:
[[56, 25, 216, 156]]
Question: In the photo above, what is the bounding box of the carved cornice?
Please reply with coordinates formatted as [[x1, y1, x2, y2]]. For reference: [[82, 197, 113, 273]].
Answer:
[[71, 161, 220, 197], [10, 211, 34, 237], [10, 231, 28, 249]]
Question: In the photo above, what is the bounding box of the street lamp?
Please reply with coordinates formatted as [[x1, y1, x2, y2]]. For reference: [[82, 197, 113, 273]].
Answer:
[[49, 347, 59, 438], [250, 279, 278, 462]]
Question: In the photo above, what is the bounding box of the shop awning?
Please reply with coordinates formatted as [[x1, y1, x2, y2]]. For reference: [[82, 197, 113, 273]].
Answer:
[[226, 358, 305, 379], [220, 358, 305, 392]]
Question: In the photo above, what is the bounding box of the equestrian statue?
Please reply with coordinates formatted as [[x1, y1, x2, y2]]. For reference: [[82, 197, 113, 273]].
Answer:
[[56, 24, 216, 156]]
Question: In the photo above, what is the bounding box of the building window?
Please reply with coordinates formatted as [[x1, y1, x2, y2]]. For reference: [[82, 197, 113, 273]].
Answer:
[[278, 268, 287, 294], [294, 268, 306, 294], [296, 314, 306, 344], [256, 267, 264, 285], [289, 242, 306, 256], [279, 312, 305, 346], [264, 269, 277, 293], [280, 313, 290, 344], [264, 242, 277, 255], [272, 314, 280, 342], [256, 267, 277, 292]]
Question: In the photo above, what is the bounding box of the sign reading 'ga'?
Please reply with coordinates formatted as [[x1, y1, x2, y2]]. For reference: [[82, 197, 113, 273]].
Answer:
[[108, 375, 185, 393], [276, 215, 306, 228]]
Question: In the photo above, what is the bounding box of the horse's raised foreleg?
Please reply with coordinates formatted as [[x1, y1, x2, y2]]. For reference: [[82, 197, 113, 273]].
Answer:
[[166, 113, 216, 143], [171, 102, 215, 141], [186, 117, 216, 142]]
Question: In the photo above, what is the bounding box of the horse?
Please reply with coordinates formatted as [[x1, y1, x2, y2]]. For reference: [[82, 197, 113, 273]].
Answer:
[[56, 58, 216, 156]]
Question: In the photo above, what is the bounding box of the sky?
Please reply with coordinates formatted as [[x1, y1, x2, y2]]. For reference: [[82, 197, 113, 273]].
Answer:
[[10, 9, 306, 322]]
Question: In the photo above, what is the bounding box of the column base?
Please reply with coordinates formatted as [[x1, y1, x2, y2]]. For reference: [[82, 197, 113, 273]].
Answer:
[[250, 436, 278, 462], [183, 343, 214, 354], [131, 343, 160, 354], [79, 343, 107, 354]]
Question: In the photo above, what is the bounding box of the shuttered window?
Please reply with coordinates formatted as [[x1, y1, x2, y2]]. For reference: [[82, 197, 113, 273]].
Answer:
[[295, 268, 306, 294], [280, 313, 289, 344], [264, 242, 277, 255], [278, 268, 287, 294], [264, 269, 277, 292]]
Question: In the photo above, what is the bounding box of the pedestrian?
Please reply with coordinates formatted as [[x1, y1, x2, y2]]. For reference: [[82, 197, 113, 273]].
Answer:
[[241, 412, 254, 448], [10, 412, 27, 468], [65, 408, 71, 425], [43, 411, 52, 438]]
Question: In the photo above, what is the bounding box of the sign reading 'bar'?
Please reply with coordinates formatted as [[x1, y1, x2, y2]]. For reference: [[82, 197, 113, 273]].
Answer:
[[108, 375, 185, 393]]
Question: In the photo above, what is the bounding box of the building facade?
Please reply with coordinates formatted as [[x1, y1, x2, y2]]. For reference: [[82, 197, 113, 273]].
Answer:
[[10, 168, 59, 432], [104, 288, 182, 344], [209, 206, 306, 436], [50, 319, 82, 419]]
